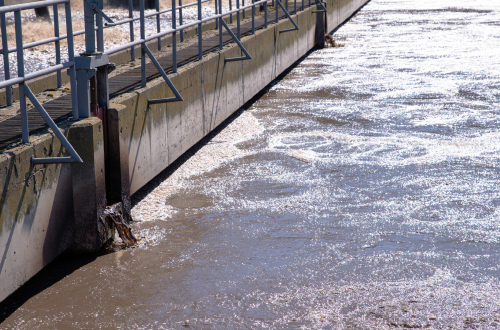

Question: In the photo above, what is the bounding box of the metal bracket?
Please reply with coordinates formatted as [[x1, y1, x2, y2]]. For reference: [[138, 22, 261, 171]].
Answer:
[[22, 84, 83, 165], [143, 44, 184, 105], [312, 0, 327, 13], [84, 0, 116, 26], [221, 20, 252, 62], [276, 0, 299, 33]]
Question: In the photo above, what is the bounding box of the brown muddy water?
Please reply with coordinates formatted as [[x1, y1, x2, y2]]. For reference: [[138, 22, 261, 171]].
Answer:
[[2, 0, 500, 328]]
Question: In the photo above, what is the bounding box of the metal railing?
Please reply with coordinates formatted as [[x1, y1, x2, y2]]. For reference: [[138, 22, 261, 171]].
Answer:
[[0, 0, 328, 163], [0, 0, 82, 164]]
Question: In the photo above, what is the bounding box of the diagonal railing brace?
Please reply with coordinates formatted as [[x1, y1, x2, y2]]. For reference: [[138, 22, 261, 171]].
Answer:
[[221, 20, 252, 62], [143, 44, 184, 105], [312, 0, 327, 13], [23, 85, 83, 165], [276, 0, 299, 33]]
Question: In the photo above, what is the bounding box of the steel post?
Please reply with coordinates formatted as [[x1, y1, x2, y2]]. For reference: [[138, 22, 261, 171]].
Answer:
[[215, 0, 218, 29], [128, 0, 135, 61], [237, 0, 240, 40], [251, 0, 255, 34], [219, 0, 223, 50], [14, 10, 28, 143], [276, 0, 278, 24], [264, 1, 267, 28], [96, 0, 104, 52], [242, 0, 245, 18], [172, 0, 177, 72], [179, 0, 184, 42], [0, 0, 12, 106], [65, 1, 78, 120], [156, 0, 161, 50], [198, 0, 202, 60], [140, 0, 146, 87], [53, 5, 62, 87], [229, 0, 232, 23], [84, 0, 96, 54]]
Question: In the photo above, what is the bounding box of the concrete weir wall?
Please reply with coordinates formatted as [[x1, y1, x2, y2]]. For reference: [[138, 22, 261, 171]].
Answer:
[[0, 0, 368, 302]]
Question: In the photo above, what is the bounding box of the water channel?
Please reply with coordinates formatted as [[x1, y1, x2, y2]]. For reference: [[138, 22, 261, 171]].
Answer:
[[2, 0, 500, 328]]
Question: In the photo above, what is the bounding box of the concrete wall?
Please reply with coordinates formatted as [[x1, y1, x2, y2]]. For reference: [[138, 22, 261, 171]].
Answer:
[[0, 0, 368, 303], [0, 117, 110, 302]]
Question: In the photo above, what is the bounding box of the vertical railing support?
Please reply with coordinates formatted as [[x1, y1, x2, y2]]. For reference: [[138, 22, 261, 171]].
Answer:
[[128, 0, 135, 61], [53, 4, 62, 88], [1, 0, 12, 106], [65, 1, 78, 120], [219, 0, 223, 50], [172, 0, 178, 72], [237, 0, 241, 40], [179, 0, 184, 42], [215, 0, 218, 29], [242, 0, 245, 18], [14, 10, 28, 143], [96, 0, 104, 52], [229, 0, 233, 23], [198, 0, 202, 60], [252, 0, 255, 34], [156, 0, 161, 50], [140, 0, 146, 87], [84, 0, 96, 54], [264, 0, 268, 28]]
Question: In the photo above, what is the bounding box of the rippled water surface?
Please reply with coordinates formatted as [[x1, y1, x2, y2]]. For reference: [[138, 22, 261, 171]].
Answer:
[[2, 0, 500, 328]]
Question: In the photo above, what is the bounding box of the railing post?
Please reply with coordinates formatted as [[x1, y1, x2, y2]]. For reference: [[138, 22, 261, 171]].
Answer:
[[264, 0, 267, 28], [14, 10, 28, 143], [242, 0, 245, 19], [96, 0, 104, 52], [172, 0, 177, 72], [53, 5, 62, 88], [156, 0, 161, 50], [65, 1, 79, 120], [140, 0, 146, 87], [237, 0, 240, 40], [229, 0, 233, 23], [198, 0, 202, 60], [215, 0, 218, 29], [294, 0, 296, 13], [276, 0, 278, 24], [252, 0, 255, 34], [219, 0, 223, 50], [128, 0, 135, 61], [84, 0, 96, 54], [0, 0, 12, 106], [179, 0, 184, 42], [76, 0, 111, 118]]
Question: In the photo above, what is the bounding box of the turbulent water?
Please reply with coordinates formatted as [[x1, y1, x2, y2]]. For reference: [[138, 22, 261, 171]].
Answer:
[[2, 0, 500, 328]]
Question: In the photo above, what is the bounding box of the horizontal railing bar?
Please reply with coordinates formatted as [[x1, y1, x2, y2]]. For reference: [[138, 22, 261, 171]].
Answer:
[[24, 61, 74, 81], [107, 39, 145, 55], [0, 0, 68, 14], [144, 0, 269, 42], [0, 77, 23, 89], [0, 62, 74, 88]]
